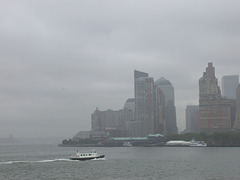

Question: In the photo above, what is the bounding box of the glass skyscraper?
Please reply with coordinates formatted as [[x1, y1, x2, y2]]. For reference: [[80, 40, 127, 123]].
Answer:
[[155, 77, 178, 135], [185, 105, 199, 133], [222, 75, 239, 100], [134, 70, 165, 136]]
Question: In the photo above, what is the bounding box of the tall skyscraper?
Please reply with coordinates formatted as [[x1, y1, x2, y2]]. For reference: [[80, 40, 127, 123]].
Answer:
[[222, 75, 239, 99], [134, 70, 164, 136], [234, 84, 240, 130], [124, 98, 135, 114], [134, 72, 154, 136], [91, 108, 105, 131], [155, 77, 175, 106], [199, 62, 221, 98], [185, 105, 200, 133], [153, 87, 165, 135], [199, 62, 231, 133], [124, 98, 138, 137], [155, 77, 178, 135]]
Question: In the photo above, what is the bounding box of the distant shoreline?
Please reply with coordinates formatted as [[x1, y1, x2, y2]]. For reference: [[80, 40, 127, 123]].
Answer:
[[58, 144, 240, 147]]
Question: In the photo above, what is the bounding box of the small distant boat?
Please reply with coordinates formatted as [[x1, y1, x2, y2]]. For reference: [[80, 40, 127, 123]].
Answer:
[[123, 141, 132, 147], [70, 150, 105, 161], [189, 139, 207, 147]]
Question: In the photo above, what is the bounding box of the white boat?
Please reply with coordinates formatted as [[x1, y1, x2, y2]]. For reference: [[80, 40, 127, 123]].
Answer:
[[70, 150, 105, 161], [123, 141, 132, 147], [189, 139, 207, 147], [166, 140, 190, 146]]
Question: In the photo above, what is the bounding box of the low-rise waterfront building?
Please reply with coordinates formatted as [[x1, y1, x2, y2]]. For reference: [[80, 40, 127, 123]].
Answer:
[[110, 134, 164, 146]]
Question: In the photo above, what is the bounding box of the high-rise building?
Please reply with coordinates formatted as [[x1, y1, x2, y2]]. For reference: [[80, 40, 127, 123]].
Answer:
[[91, 108, 105, 131], [185, 105, 200, 133], [155, 77, 178, 135], [135, 73, 155, 136], [91, 107, 133, 137], [124, 98, 139, 137], [222, 75, 239, 99], [234, 84, 240, 130], [155, 77, 175, 106], [124, 98, 135, 114], [134, 70, 165, 137], [153, 86, 165, 135], [199, 62, 231, 133]]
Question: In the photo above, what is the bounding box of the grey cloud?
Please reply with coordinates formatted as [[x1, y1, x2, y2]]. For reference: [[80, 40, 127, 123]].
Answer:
[[0, 0, 240, 138]]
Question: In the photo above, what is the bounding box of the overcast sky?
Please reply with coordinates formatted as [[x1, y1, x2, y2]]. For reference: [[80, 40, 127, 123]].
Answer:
[[1, 0, 240, 138]]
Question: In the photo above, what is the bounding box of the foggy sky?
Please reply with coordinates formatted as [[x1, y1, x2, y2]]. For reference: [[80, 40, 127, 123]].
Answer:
[[1, 0, 240, 138]]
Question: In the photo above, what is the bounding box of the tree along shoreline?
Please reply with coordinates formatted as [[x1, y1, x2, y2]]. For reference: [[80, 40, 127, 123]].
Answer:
[[59, 132, 240, 147], [166, 132, 240, 146]]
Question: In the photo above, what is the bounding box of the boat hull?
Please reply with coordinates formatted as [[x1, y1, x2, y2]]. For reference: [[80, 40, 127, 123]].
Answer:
[[70, 155, 105, 161], [189, 144, 207, 147]]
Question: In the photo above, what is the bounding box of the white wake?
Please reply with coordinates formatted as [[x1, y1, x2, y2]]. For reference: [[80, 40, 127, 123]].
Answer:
[[0, 159, 73, 165]]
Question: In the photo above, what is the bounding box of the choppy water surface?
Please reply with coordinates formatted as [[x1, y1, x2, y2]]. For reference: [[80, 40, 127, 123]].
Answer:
[[1, 143, 240, 180]]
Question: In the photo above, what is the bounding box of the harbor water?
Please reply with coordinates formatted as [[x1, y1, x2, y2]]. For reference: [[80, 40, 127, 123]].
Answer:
[[1, 142, 240, 180]]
